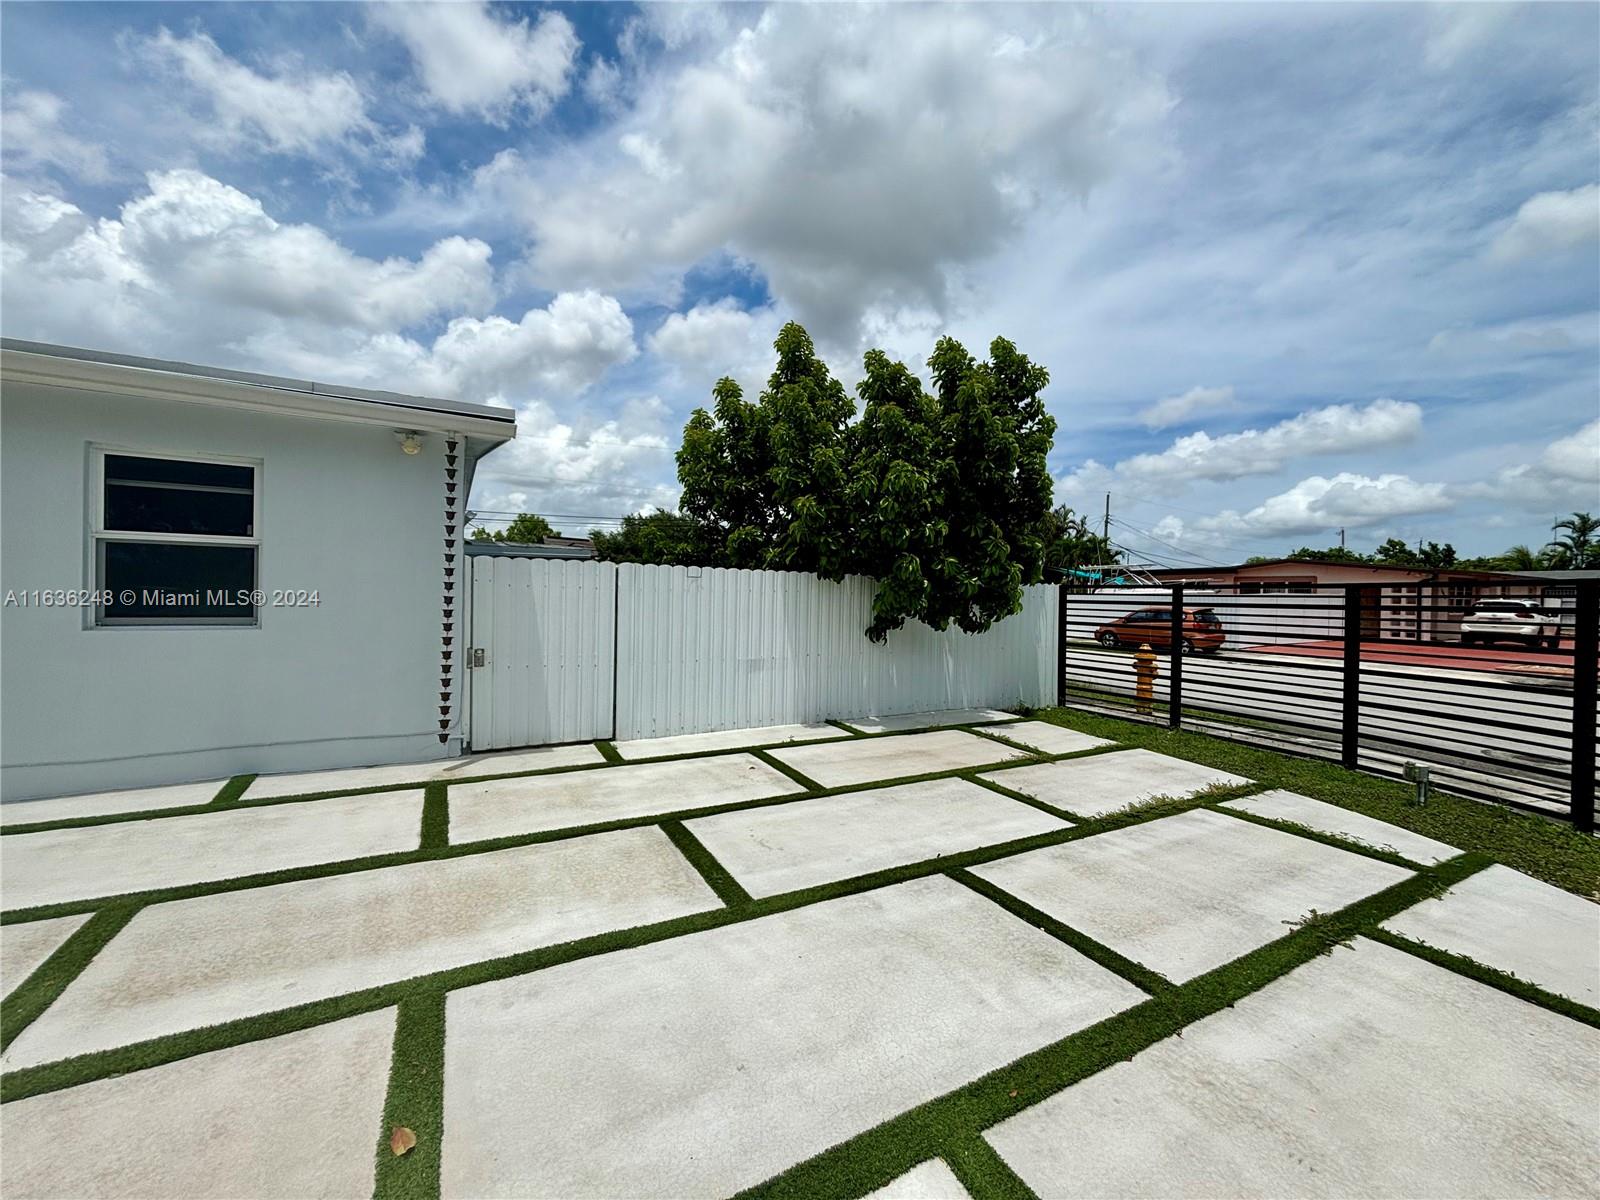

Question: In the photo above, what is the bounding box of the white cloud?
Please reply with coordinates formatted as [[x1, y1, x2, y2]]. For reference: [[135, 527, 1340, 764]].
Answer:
[[646, 298, 783, 397], [137, 29, 385, 158], [1427, 313, 1600, 359], [499, 5, 1170, 340], [1424, 4, 1515, 70], [1201, 473, 1453, 538], [2, 170, 493, 352], [0, 89, 110, 182], [1490, 184, 1600, 263], [1061, 399, 1423, 494], [1466, 419, 1600, 511], [371, 2, 578, 122], [1138, 384, 1237, 430]]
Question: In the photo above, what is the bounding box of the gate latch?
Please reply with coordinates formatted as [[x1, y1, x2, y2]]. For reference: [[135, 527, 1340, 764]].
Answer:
[[471, 647, 486, 669]]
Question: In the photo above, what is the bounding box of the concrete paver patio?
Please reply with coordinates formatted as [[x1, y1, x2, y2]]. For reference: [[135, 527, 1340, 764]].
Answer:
[[984, 937, 1600, 1198], [983, 748, 1249, 818], [684, 777, 1067, 898], [768, 727, 1030, 788], [970, 808, 1412, 981], [2, 827, 719, 1071], [440, 876, 1144, 1199], [0, 779, 223, 827], [612, 722, 840, 759], [841, 708, 1017, 733], [448, 753, 799, 842], [1, 1009, 394, 1200], [2, 716, 1595, 1200], [1382, 863, 1600, 1004], [1, 789, 425, 909]]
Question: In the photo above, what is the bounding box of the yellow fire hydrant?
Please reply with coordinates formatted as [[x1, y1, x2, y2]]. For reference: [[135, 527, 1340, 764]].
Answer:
[[1134, 643, 1159, 715]]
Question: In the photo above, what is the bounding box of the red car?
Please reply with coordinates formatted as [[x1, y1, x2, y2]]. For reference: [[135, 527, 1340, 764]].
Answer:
[[1094, 606, 1225, 654]]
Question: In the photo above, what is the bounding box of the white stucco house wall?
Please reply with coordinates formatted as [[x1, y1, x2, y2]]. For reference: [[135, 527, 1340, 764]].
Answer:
[[0, 339, 516, 801]]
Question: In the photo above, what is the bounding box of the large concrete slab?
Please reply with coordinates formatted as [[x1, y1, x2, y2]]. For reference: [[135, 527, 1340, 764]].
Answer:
[[2, 826, 718, 1070], [843, 708, 1017, 733], [971, 808, 1411, 982], [768, 728, 1029, 789], [985, 937, 1600, 1198], [685, 778, 1068, 898], [1225, 789, 1459, 864], [866, 1159, 972, 1199], [984, 721, 1117, 757], [449, 754, 800, 843], [613, 723, 841, 760], [245, 743, 604, 798], [982, 749, 1248, 818], [441, 875, 1144, 1198], [2, 914, 91, 998], [0, 780, 221, 827], [1383, 864, 1600, 1004], [1, 790, 423, 910], [0, 1009, 394, 1200]]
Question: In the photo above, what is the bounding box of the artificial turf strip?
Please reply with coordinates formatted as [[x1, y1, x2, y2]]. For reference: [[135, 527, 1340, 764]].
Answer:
[[372, 991, 447, 1200], [418, 784, 449, 851], [0, 905, 140, 1052], [941, 1132, 1037, 1200], [751, 748, 826, 792], [945, 869, 1174, 998], [1034, 706, 1600, 897], [594, 740, 623, 764], [661, 820, 753, 907], [209, 774, 255, 805], [963, 774, 1081, 824], [1364, 927, 1600, 1029], [0, 787, 1247, 1104], [732, 853, 1494, 1200]]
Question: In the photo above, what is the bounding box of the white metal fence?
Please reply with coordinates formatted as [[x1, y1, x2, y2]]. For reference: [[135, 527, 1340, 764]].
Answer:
[[466, 556, 1056, 749]]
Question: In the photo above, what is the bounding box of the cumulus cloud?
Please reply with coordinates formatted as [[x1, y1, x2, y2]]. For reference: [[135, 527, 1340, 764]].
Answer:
[[1462, 419, 1600, 511], [371, 2, 578, 122], [1200, 473, 1453, 538], [646, 298, 784, 397], [0, 89, 110, 182], [1138, 384, 1237, 430], [1427, 313, 1600, 359], [1060, 399, 1423, 495], [135, 29, 399, 160], [2, 170, 497, 355], [1490, 184, 1600, 263], [501, 4, 1171, 340]]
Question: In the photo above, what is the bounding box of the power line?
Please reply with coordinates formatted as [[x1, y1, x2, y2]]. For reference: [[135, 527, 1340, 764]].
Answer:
[[1108, 516, 1233, 568]]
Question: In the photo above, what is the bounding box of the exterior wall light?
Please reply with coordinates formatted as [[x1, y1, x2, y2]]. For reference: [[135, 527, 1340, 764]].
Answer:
[[395, 430, 425, 455]]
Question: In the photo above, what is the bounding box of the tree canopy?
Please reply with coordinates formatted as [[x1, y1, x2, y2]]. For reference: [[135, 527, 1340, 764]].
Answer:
[[471, 513, 555, 544], [590, 511, 710, 565], [675, 321, 1057, 641]]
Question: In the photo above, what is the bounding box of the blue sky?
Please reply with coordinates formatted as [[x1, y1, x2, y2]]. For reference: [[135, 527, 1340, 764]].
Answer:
[[3, 2, 1596, 563]]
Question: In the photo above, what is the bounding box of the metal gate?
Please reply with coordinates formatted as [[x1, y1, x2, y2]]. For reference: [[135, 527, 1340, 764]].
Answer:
[[467, 556, 616, 749]]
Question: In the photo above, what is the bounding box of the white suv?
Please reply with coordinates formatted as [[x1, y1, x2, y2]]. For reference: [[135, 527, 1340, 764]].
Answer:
[[1459, 599, 1563, 649]]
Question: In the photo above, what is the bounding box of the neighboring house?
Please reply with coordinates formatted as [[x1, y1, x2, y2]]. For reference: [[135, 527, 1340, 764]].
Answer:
[[466, 540, 596, 561], [0, 340, 516, 801], [1138, 559, 1556, 642]]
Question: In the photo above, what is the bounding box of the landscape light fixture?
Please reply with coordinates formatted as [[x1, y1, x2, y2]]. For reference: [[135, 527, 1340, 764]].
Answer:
[[395, 430, 425, 455]]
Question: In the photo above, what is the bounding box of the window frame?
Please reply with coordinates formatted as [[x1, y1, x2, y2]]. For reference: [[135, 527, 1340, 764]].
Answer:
[[88, 446, 262, 628]]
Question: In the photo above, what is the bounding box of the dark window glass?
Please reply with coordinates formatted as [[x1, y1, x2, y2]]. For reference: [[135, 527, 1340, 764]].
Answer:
[[104, 455, 254, 536], [100, 543, 257, 621], [1195, 611, 1222, 625]]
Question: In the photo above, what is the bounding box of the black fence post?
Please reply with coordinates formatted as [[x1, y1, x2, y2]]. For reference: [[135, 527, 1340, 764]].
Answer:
[[1342, 585, 1361, 770], [1570, 579, 1598, 833], [1056, 581, 1068, 707], [1168, 583, 1184, 729]]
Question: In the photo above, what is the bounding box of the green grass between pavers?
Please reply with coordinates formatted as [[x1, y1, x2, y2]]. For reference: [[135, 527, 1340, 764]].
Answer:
[[735, 854, 1492, 1200], [594, 740, 623, 764], [1035, 706, 1600, 897], [372, 992, 446, 1200], [661, 820, 753, 907], [0, 906, 138, 1052], [208, 774, 255, 805]]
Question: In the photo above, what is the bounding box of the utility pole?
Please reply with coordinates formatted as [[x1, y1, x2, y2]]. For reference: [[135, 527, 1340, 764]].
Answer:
[[1339, 527, 1345, 550], [1103, 493, 1111, 547]]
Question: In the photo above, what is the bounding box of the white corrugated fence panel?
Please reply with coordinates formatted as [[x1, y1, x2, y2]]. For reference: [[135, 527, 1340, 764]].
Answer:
[[615, 565, 1054, 741], [468, 557, 616, 750]]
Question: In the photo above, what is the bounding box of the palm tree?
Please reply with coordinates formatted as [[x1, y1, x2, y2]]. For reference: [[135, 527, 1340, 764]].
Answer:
[[1496, 544, 1545, 570], [1543, 512, 1600, 569]]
